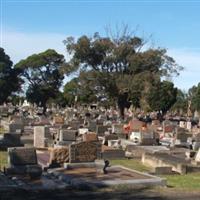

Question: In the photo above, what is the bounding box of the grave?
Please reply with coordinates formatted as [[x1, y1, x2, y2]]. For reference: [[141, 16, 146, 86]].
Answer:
[[69, 141, 101, 163], [6, 147, 42, 178], [101, 145, 125, 159], [9, 123, 24, 133], [96, 125, 111, 136], [0, 133, 23, 150], [82, 132, 98, 142], [48, 147, 69, 167], [34, 126, 53, 148]]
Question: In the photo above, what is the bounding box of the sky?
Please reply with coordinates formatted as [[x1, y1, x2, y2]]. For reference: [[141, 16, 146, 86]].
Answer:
[[1, 0, 200, 91]]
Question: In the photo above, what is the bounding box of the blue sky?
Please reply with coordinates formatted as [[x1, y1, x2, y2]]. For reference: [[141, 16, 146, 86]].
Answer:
[[1, 0, 200, 90]]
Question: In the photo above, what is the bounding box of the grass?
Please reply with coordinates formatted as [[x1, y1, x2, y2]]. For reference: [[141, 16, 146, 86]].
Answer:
[[0, 127, 5, 135], [111, 159, 200, 191], [0, 151, 8, 170], [110, 159, 152, 172], [163, 173, 200, 190]]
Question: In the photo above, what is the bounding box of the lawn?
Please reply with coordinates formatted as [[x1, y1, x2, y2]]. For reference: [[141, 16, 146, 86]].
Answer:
[[111, 159, 200, 191], [0, 127, 5, 135], [110, 159, 152, 172], [163, 173, 200, 190], [0, 151, 8, 170]]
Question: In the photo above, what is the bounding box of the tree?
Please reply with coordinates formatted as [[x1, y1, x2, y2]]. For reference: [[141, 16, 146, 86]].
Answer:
[[15, 49, 65, 113], [63, 30, 181, 118], [63, 71, 98, 106], [146, 80, 178, 116], [171, 89, 188, 115], [189, 83, 200, 113], [0, 48, 22, 104]]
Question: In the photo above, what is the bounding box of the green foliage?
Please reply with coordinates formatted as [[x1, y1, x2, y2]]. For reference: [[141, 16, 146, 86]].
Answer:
[[189, 83, 200, 112], [146, 80, 177, 114], [63, 31, 181, 116], [0, 48, 22, 104], [171, 89, 188, 114], [15, 49, 65, 112], [63, 71, 98, 106]]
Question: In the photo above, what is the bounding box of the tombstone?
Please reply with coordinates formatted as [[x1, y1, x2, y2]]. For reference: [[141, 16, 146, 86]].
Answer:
[[101, 146, 125, 159], [9, 123, 24, 133], [48, 147, 69, 167], [79, 128, 88, 135], [3, 133, 22, 147], [179, 121, 186, 128], [88, 121, 97, 132], [53, 116, 64, 125], [6, 147, 42, 178], [112, 124, 124, 134], [96, 125, 110, 136], [130, 131, 141, 144], [34, 126, 52, 148], [186, 121, 192, 131], [175, 127, 190, 144], [129, 118, 145, 131], [69, 141, 101, 163], [195, 148, 200, 163], [59, 129, 76, 141], [82, 132, 98, 142], [68, 120, 80, 130]]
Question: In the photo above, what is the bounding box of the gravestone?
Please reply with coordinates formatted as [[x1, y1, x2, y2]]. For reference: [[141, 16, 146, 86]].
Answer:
[[3, 133, 22, 147], [68, 120, 80, 129], [9, 123, 24, 133], [112, 124, 123, 134], [8, 147, 37, 166], [59, 129, 76, 141], [195, 148, 200, 163], [82, 132, 98, 142], [34, 126, 52, 148], [69, 141, 101, 163], [6, 147, 42, 178], [88, 121, 97, 132], [49, 147, 69, 167], [96, 125, 110, 136], [53, 116, 64, 125]]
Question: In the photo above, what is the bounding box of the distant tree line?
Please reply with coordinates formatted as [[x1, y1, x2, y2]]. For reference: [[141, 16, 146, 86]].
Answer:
[[0, 27, 200, 117]]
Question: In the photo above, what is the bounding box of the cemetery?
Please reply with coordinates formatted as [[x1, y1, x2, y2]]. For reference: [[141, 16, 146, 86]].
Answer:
[[1, 2, 200, 199], [0, 103, 200, 197]]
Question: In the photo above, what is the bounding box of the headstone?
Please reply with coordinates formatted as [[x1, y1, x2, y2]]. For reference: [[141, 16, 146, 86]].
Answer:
[[49, 147, 69, 167], [68, 120, 80, 129], [69, 141, 101, 163], [59, 129, 76, 141], [79, 128, 88, 135], [96, 125, 110, 136], [8, 147, 37, 166], [112, 124, 123, 134], [88, 121, 97, 132], [186, 121, 192, 130], [130, 131, 141, 144], [34, 126, 52, 148], [53, 116, 64, 125], [6, 147, 42, 178], [3, 133, 22, 147], [195, 148, 200, 163], [179, 121, 186, 128], [9, 123, 24, 133], [82, 133, 98, 142]]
